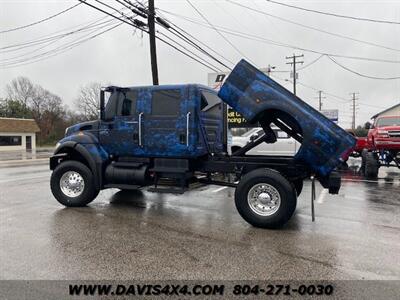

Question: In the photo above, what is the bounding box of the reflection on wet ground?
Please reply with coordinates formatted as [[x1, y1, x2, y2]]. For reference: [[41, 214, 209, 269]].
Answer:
[[0, 160, 399, 280], [0, 149, 53, 161]]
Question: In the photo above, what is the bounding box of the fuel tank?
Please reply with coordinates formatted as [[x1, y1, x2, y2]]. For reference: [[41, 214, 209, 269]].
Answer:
[[218, 59, 356, 176]]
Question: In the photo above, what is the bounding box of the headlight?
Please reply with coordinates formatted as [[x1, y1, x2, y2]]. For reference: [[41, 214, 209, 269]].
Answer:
[[377, 130, 389, 137]]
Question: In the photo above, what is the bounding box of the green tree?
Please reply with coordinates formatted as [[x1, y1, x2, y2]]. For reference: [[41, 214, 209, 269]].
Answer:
[[0, 98, 32, 118], [354, 125, 369, 137]]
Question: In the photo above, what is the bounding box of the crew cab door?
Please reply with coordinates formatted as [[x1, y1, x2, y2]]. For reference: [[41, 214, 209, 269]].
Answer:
[[99, 90, 139, 157], [142, 88, 192, 156], [199, 90, 225, 154]]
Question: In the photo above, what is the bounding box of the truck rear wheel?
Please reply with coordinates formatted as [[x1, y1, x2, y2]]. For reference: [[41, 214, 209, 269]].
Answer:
[[50, 161, 99, 207], [365, 152, 379, 178], [235, 169, 297, 229]]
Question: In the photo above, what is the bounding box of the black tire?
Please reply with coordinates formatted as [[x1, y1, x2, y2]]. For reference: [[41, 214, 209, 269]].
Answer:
[[364, 152, 379, 178], [292, 179, 303, 196], [235, 168, 297, 229], [50, 161, 99, 207], [360, 149, 368, 174]]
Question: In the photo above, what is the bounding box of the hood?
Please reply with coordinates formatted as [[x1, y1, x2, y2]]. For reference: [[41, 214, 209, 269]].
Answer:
[[65, 120, 99, 137]]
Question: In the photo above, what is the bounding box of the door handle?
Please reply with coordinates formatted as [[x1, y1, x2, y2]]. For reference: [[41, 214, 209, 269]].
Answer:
[[186, 112, 191, 147], [124, 121, 138, 124], [138, 112, 143, 147]]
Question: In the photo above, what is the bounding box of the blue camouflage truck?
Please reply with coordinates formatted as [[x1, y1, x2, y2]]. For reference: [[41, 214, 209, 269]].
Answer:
[[50, 60, 355, 228]]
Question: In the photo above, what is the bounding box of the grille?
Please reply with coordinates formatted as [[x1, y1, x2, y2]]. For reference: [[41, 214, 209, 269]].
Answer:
[[388, 130, 400, 137]]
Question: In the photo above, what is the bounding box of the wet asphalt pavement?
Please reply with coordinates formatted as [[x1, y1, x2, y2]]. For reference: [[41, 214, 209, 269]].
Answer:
[[0, 159, 400, 280]]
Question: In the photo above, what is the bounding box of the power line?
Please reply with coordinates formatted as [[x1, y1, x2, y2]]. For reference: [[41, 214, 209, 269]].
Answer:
[[1, 22, 124, 69], [0, 3, 82, 34], [0, 18, 123, 68], [327, 56, 400, 80], [270, 74, 388, 111], [160, 24, 233, 70], [157, 31, 223, 72], [95, 0, 134, 22], [155, 8, 240, 67], [266, 0, 400, 25], [298, 54, 325, 71], [226, 0, 400, 53], [185, 0, 255, 64], [131, 1, 234, 70], [0, 18, 118, 62], [0, 14, 118, 53], [77, 0, 225, 72], [159, 8, 400, 64]]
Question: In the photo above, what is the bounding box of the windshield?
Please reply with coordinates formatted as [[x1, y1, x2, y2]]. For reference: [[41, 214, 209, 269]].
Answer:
[[376, 117, 400, 127]]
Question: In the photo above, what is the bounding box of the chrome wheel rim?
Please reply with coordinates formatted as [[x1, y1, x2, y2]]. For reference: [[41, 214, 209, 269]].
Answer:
[[60, 171, 85, 198], [247, 183, 281, 216]]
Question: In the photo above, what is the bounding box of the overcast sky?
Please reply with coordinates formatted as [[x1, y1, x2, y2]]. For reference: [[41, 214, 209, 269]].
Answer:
[[0, 0, 399, 127]]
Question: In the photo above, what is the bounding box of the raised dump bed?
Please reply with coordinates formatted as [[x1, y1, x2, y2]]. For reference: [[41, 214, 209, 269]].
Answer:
[[219, 59, 356, 177]]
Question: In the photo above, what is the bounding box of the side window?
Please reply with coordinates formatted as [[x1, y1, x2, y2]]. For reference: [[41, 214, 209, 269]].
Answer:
[[104, 91, 120, 121], [201, 91, 221, 111], [118, 91, 137, 117], [151, 89, 181, 116], [201, 90, 222, 117]]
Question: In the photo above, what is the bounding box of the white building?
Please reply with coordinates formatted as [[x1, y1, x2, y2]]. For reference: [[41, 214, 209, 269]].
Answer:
[[0, 118, 40, 151], [372, 103, 400, 119]]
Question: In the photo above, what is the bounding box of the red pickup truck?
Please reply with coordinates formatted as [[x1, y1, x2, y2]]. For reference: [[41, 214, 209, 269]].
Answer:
[[346, 133, 369, 158], [361, 116, 400, 177]]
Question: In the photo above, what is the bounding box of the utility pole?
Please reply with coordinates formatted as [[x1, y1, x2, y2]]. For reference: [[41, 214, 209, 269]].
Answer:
[[350, 92, 359, 130], [286, 54, 304, 95], [315, 90, 326, 111], [266, 64, 276, 77], [148, 0, 159, 85]]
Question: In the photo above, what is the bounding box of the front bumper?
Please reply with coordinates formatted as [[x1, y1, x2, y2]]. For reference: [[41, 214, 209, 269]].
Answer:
[[374, 139, 400, 150]]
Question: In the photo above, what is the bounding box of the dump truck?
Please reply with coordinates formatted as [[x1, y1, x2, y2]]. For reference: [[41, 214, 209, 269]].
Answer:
[[50, 60, 355, 228]]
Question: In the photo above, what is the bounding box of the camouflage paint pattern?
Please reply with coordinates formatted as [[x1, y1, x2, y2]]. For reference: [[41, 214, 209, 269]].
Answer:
[[61, 84, 224, 160]]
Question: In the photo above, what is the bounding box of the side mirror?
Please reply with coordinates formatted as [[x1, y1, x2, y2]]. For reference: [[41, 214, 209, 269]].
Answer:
[[364, 122, 371, 130], [250, 133, 259, 141], [99, 90, 105, 120]]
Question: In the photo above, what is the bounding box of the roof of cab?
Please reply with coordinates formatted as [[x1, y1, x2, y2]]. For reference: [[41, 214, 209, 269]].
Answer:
[[104, 84, 216, 93]]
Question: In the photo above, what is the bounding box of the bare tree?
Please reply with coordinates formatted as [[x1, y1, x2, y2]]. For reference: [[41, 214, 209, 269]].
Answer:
[[5, 76, 35, 117], [74, 82, 102, 121]]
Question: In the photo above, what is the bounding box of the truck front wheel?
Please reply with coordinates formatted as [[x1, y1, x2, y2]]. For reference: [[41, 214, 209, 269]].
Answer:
[[50, 161, 99, 207], [235, 169, 297, 229]]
